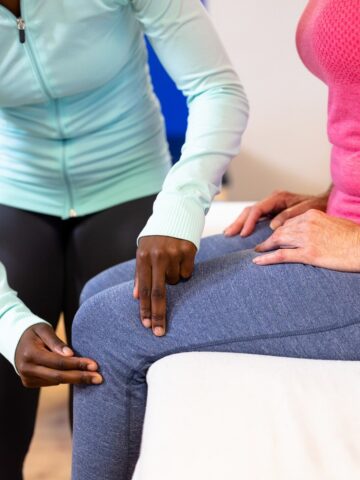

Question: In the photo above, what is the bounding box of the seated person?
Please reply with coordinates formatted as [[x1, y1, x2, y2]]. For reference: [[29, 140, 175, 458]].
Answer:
[[71, 1, 360, 479]]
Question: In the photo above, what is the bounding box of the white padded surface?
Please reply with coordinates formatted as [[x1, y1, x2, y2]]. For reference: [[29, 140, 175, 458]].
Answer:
[[203, 201, 253, 237], [134, 353, 360, 480]]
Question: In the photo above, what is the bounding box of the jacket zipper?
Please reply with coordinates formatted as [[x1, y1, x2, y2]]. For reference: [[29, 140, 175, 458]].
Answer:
[[24, 33, 77, 218], [54, 99, 76, 218], [0, 3, 26, 43], [0, 2, 77, 217], [16, 17, 26, 44]]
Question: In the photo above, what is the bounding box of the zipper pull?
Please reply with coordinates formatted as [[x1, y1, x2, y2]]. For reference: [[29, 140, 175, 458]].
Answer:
[[16, 18, 26, 44]]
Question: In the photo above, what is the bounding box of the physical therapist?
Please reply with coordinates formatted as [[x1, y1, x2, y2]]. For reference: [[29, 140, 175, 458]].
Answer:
[[0, 0, 248, 477]]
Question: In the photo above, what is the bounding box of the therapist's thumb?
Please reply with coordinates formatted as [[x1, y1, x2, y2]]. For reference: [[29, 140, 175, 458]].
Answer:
[[33, 323, 74, 356]]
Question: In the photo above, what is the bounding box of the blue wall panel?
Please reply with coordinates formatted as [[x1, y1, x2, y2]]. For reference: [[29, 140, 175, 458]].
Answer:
[[146, 0, 206, 163]]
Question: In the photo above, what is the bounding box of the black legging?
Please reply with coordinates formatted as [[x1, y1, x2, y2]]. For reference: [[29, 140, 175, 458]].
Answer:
[[0, 194, 157, 480]]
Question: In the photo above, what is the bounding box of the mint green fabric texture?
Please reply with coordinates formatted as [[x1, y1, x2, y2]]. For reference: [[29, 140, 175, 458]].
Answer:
[[0, 0, 248, 246], [0, 0, 248, 366]]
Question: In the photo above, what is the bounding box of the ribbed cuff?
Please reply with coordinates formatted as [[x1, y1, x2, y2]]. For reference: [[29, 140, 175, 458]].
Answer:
[[138, 194, 205, 250]]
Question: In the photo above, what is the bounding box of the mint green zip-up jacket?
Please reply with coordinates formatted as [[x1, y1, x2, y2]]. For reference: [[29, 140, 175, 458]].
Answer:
[[0, 0, 248, 366]]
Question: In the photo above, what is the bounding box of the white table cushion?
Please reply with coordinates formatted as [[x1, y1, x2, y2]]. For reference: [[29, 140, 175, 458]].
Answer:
[[133, 352, 360, 480], [202, 201, 253, 237]]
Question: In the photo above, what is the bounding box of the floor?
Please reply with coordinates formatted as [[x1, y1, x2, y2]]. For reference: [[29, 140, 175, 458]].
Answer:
[[24, 384, 71, 480]]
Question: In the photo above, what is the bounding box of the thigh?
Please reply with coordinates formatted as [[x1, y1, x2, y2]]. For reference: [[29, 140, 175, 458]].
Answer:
[[196, 218, 271, 262], [80, 219, 272, 303], [0, 204, 64, 327], [74, 249, 360, 374], [64, 195, 157, 336]]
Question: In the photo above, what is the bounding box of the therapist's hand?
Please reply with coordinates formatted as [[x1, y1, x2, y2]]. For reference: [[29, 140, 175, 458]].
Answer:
[[15, 323, 103, 388], [134, 236, 197, 337]]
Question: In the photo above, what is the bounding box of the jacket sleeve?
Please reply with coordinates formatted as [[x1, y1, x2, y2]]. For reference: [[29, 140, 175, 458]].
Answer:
[[126, 0, 249, 249], [0, 262, 48, 369]]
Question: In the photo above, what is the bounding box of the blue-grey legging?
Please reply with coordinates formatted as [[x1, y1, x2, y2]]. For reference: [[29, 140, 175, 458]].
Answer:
[[72, 220, 360, 480]]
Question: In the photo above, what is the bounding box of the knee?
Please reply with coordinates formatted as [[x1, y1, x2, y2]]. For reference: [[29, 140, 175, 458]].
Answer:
[[72, 293, 103, 356], [80, 266, 122, 304], [73, 281, 141, 361], [80, 259, 136, 304], [80, 271, 109, 305]]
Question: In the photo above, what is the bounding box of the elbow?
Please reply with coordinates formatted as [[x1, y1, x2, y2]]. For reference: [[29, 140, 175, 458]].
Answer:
[[187, 73, 250, 126], [220, 70, 250, 122]]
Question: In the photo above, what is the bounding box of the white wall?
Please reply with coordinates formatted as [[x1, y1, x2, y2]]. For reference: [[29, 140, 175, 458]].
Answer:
[[208, 0, 332, 201]]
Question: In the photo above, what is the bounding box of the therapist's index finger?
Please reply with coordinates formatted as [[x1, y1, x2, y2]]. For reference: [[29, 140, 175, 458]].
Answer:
[[136, 250, 152, 328], [151, 261, 167, 337]]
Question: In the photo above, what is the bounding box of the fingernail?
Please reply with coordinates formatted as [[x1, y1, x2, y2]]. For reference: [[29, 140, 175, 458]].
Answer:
[[154, 327, 165, 337], [92, 375, 103, 385], [254, 245, 261, 252], [143, 319, 151, 328], [253, 257, 262, 264], [62, 346, 73, 356], [270, 220, 279, 230], [87, 363, 98, 372], [223, 229, 229, 236]]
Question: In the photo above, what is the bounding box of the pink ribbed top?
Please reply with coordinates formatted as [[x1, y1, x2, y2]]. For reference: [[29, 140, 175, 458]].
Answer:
[[296, 0, 360, 223]]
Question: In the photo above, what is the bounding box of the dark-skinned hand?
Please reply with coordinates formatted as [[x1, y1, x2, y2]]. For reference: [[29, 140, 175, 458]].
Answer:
[[134, 235, 197, 337], [15, 323, 103, 388]]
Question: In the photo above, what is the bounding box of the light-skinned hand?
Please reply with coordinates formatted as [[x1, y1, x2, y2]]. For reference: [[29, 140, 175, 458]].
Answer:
[[224, 190, 329, 238], [253, 209, 360, 272]]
